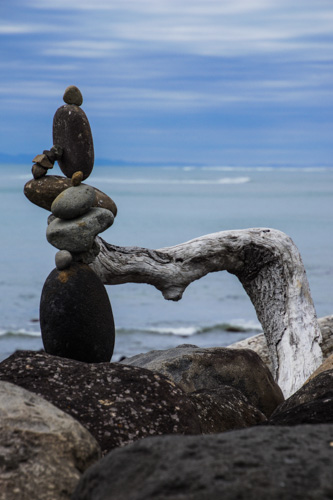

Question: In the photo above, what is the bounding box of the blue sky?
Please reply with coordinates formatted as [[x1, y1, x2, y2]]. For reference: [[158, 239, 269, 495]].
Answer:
[[1, 0, 333, 166]]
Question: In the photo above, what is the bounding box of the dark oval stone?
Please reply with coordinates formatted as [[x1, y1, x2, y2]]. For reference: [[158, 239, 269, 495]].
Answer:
[[24, 175, 117, 216], [53, 105, 94, 180], [40, 263, 115, 363], [63, 85, 83, 106]]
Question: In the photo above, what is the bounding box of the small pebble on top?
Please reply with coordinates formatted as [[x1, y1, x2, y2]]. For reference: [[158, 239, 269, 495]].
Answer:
[[63, 85, 83, 106], [55, 250, 73, 270], [71, 171, 84, 186]]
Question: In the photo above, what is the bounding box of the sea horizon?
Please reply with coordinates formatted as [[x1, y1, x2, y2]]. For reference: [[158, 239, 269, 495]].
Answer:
[[1, 163, 332, 363]]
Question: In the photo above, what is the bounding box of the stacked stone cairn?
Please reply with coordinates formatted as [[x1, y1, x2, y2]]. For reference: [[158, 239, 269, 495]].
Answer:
[[24, 85, 116, 363]]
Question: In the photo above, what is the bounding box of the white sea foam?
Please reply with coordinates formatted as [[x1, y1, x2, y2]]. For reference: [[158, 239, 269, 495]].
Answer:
[[0, 329, 41, 338], [90, 176, 250, 185], [146, 326, 198, 336], [140, 320, 262, 337]]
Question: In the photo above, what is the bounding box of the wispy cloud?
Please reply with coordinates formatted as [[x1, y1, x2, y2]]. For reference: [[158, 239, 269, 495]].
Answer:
[[0, 23, 56, 34], [7, 0, 333, 64], [0, 0, 332, 164]]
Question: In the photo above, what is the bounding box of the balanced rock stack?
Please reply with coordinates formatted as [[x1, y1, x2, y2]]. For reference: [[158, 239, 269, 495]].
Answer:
[[25, 85, 116, 364], [47, 170, 114, 261]]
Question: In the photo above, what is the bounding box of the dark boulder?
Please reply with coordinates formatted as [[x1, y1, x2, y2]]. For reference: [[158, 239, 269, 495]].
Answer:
[[0, 351, 201, 455], [120, 344, 284, 417], [24, 175, 117, 216], [189, 385, 267, 433], [268, 370, 333, 426], [40, 263, 115, 363], [53, 104, 94, 180], [72, 424, 333, 500]]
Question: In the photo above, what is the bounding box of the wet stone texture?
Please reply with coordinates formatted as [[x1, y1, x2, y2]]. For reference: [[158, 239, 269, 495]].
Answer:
[[120, 345, 284, 417], [189, 386, 267, 433], [0, 351, 202, 455], [24, 175, 117, 216], [53, 105, 94, 180], [40, 263, 115, 363], [72, 424, 333, 500], [268, 370, 333, 426]]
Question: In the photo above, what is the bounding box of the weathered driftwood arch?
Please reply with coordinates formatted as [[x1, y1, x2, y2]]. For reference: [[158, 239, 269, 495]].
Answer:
[[90, 228, 323, 398]]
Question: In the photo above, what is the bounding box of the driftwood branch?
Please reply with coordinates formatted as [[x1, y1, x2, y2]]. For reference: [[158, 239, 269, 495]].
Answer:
[[91, 228, 323, 397]]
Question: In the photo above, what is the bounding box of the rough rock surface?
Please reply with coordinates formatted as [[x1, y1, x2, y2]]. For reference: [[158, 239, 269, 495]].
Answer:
[[120, 344, 284, 417], [53, 104, 94, 179], [72, 424, 333, 500], [0, 380, 101, 500], [307, 353, 333, 382], [24, 175, 117, 216], [229, 315, 333, 374], [268, 370, 333, 426], [40, 263, 115, 363], [0, 351, 201, 455], [46, 207, 114, 252], [188, 386, 267, 433]]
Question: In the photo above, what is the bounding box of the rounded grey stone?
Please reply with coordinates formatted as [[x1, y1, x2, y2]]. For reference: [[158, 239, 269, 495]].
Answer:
[[55, 250, 73, 270], [63, 85, 83, 106], [51, 184, 96, 220], [0, 380, 101, 500], [46, 207, 114, 252]]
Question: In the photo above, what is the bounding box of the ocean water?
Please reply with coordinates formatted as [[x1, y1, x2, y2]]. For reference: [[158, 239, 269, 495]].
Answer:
[[1, 164, 333, 363]]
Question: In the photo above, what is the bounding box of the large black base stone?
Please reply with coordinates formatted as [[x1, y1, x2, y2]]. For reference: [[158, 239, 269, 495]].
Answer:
[[40, 263, 115, 363]]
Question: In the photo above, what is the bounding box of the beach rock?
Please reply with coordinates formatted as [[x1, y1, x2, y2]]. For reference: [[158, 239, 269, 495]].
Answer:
[[306, 353, 333, 382], [40, 263, 115, 363], [31, 163, 47, 179], [43, 148, 57, 163], [72, 424, 333, 500], [46, 207, 114, 252], [120, 345, 284, 417], [188, 386, 267, 433], [24, 175, 117, 216], [0, 380, 101, 500], [50, 144, 63, 159], [63, 85, 83, 106], [268, 370, 333, 426], [53, 104, 94, 179], [318, 315, 333, 359], [55, 249, 73, 270], [71, 170, 84, 186], [51, 184, 96, 219], [0, 351, 202, 455], [32, 153, 54, 169], [71, 240, 101, 265], [228, 314, 333, 374]]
